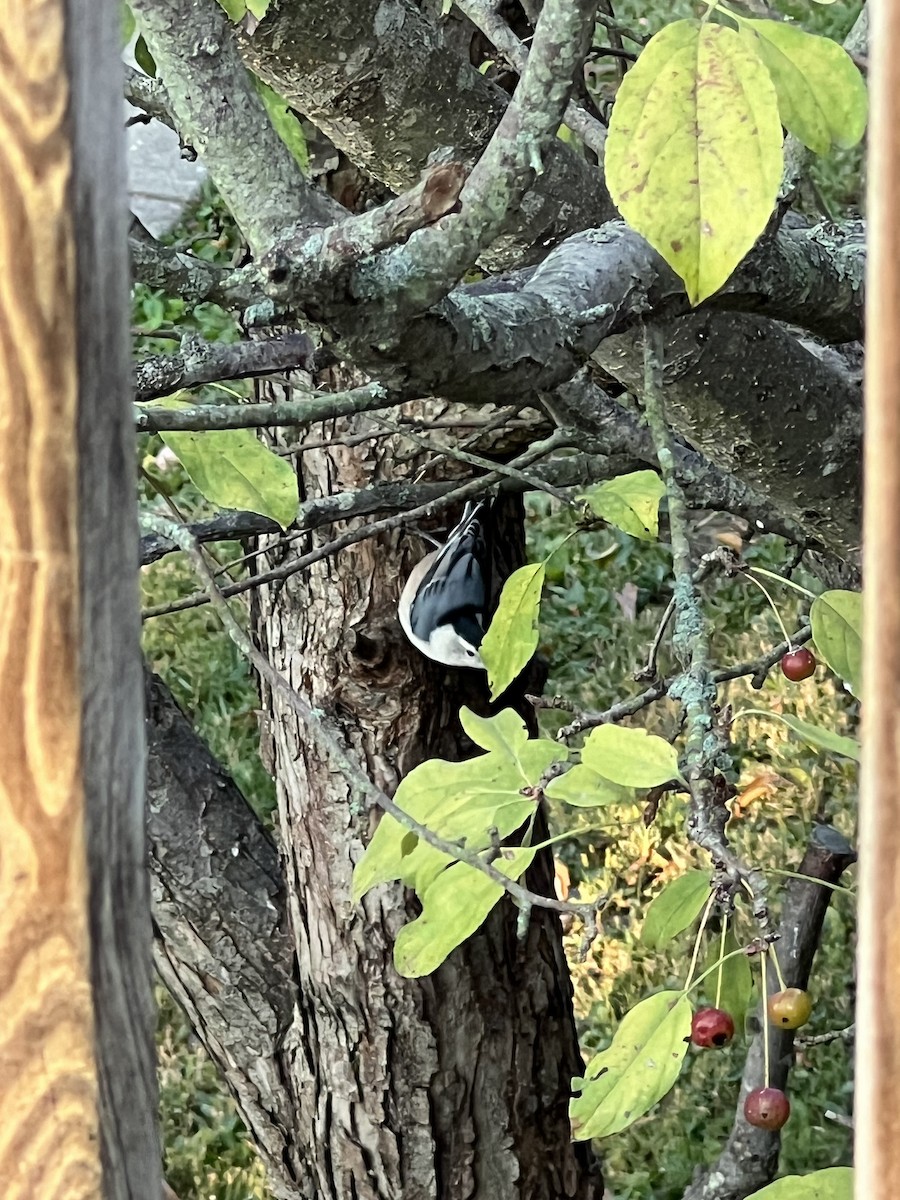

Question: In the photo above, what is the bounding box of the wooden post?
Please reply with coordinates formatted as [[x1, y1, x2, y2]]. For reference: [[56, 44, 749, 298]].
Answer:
[[0, 3, 160, 1197], [856, 2, 900, 1196]]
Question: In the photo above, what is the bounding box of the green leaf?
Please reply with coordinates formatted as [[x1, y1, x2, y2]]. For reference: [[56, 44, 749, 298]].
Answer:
[[157, 421, 299, 528], [571, 991, 692, 1139], [216, 0, 248, 20], [545, 764, 634, 808], [606, 19, 783, 305], [481, 563, 545, 701], [121, 3, 136, 46], [253, 76, 309, 173], [810, 589, 862, 692], [247, 0, 270, 15], [779, 714, 860, 762], [704, 928, 753, 1032], [352, 709, 565, 901], [579, 470, 665, 541], [743, 21, 867, 155], [133, 33, 157, 78], [393, 848, 534, 977], [459, 706, 529, 756], [745, 1167, 852, 1200], [582, 724, 682, 788], [641, 870, 710, 949]]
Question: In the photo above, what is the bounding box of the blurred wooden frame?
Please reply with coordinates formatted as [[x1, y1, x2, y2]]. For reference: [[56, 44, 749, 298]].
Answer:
[[857, 2, 900, 1196], [0, 3, 158, 1197]]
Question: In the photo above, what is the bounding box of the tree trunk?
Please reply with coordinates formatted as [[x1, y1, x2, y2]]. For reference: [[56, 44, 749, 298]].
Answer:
[[250, 381, 602, 1200]]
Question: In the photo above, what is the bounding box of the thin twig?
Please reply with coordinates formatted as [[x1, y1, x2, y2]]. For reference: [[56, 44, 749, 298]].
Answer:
[[136, 381, 394, 431], [453, 0, 607, 159], [142, 430, 572, 619], [372, 415, 573, 503], [555, 624, 813, 739], [795, 1024, 855, 1049]]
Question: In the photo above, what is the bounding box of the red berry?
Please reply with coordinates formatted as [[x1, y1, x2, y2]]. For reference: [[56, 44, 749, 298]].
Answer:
[[744, 1087, 790, 1130], [767, 988, 813, 1029], [781, 648, 816, 682], [691, 1007, 735, 1049]]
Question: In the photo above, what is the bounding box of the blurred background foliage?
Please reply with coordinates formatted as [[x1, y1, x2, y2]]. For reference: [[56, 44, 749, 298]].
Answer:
[[138, 2, 862, 1196]]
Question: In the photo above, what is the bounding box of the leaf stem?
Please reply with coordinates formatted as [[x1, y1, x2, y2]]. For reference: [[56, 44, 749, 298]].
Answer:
[[769, 943, 787, 993], [682, 947, 748, 996]]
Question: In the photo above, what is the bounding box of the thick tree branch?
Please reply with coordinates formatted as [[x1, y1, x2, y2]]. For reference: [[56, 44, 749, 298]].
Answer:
[[130, 0, 338, 251], [264, 0, 599, 325], [454, 0, 607, 160], [244, 0, 615, 270]]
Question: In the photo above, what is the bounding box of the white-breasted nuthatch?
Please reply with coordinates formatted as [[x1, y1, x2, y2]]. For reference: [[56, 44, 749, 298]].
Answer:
[[398, 501, 490, 669]]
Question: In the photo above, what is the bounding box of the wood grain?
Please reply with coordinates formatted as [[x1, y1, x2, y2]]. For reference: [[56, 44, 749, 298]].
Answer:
[[0, 2, 158, 1196], [856, 2, 900, 1196]]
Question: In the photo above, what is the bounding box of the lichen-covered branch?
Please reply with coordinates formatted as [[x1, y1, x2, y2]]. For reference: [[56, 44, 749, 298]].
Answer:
[[134, 332, 317, 402], [244, 0, 615, 270], [136, 380, 392, 430], [642, 322, 762, 903], [129, 231, 260, 310], [453, 0, 607, 160], [130, 0, 337, 251], [124, 62, 177, 132]]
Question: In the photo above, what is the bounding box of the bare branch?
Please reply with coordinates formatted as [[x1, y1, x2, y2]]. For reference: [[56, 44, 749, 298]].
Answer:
[[140, 430, 572, 616]]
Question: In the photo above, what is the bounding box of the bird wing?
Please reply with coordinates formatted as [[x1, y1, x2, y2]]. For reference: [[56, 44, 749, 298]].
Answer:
[[409, 503, 489, 642]]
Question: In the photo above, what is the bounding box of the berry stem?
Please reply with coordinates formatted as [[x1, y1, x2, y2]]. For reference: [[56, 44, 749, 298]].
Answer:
[[749, 565, 817, 601], [742, 570, 793, 648], [761, 947, 771, 1087], [715, 915, 727, 1010], [769, 944, 788, 993], [684, 891, 716, 993], [766, 867, 856, 898], [682, 947, 748, 996]]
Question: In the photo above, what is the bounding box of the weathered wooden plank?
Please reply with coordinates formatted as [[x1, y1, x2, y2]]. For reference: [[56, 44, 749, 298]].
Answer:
[[856, 3, 900, 1197], [0, 2, 158, 1196]]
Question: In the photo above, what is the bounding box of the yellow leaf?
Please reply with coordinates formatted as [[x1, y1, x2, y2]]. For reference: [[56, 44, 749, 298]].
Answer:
[[606, 19, 783, 305]]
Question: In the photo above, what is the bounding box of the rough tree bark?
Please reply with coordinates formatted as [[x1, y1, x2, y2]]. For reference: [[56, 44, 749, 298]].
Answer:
[[243, 387, 603, 1199]]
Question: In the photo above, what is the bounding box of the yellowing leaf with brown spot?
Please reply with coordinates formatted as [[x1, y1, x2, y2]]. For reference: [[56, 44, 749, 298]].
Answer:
[[606, 19, 783, 305]]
